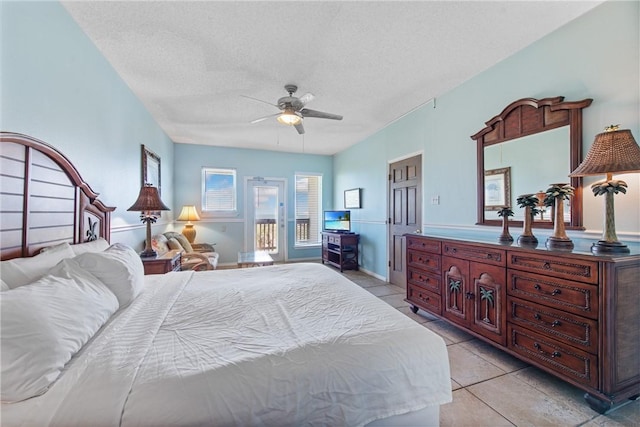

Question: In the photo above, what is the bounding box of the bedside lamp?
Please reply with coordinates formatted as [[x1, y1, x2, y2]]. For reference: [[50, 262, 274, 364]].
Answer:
[[177, 205, 201, 243], [127, 184, 170, 258], [569, 126, 640, 254]]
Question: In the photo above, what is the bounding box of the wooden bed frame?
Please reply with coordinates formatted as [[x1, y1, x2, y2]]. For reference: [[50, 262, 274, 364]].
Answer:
[[0, 132, 114, 261]]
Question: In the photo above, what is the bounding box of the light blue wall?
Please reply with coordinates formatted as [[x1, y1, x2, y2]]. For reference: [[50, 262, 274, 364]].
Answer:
[[1, 1, 175, 249], [174, 143, 333, 265], [334, 0, 640, 278]]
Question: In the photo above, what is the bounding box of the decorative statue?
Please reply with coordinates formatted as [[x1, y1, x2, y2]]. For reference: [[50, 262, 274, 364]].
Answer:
[[544, 183, 575, 250], [497, 207, 514, 243], [516, 194, 540, 246]]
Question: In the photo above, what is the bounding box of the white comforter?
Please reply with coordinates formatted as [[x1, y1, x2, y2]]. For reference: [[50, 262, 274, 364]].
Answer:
[[2, 263, 451, 426]]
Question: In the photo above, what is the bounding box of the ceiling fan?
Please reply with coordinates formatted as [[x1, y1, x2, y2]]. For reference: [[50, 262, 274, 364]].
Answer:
[[244, 84, 343, 135]]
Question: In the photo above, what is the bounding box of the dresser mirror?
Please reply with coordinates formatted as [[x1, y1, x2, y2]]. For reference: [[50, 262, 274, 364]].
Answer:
[[471, 97, 592, 229]]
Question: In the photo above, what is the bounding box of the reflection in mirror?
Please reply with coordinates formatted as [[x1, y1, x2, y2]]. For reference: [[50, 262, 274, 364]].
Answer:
[[484, 127, 570, 222]]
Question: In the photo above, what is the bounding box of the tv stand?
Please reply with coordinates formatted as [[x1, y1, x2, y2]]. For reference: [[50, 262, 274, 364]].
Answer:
[[322, 232, 359, 272]]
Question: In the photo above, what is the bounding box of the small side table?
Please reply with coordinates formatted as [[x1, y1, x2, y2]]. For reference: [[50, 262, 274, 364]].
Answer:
[[237, 251, 274, 268], [142, 250, 182, 275]]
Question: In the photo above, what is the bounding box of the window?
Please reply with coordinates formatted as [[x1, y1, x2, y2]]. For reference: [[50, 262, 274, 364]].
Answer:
[[295, 174, 322, 246], [202, 167, 237, 215]]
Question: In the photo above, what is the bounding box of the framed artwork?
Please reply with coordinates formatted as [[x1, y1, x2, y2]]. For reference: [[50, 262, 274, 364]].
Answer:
[[142, 145, 161, 194], [484, 167, 511, 211], [141, 145, 162, 217], [344, 188, 361, 209]]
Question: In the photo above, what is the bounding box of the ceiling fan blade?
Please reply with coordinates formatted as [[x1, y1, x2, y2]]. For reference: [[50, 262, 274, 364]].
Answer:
[[241, 94, 279, 108], [300, 108, 343, 120], [294, 122, 305, 134], [298, 92, 315, 105], [250, 112, 280, 124]]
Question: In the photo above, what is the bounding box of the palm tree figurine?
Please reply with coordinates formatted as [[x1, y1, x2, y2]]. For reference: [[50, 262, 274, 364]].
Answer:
[[544, 183, 575, 250], [516, 194, 540, 246], [497, 206, 514, 243]]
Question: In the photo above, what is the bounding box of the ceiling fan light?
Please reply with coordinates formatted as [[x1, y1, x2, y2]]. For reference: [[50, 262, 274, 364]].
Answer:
[[277, 110, 302, 126]]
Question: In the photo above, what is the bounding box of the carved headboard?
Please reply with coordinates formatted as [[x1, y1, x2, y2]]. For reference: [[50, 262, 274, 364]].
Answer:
[[0, 132, 115, 260]]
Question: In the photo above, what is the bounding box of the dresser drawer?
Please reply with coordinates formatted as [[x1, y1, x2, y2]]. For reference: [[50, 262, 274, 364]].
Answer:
[[507, 270, 598, 319], [508, 324, 598, 389], [508, 252, 598, 285], [407, 250, 441, 274], [509, 297, 598, 354], [407, 284, 442, 315], [443, 242, 505, 267], [406, 236, 441, 254], [407, 267, 441, 294]]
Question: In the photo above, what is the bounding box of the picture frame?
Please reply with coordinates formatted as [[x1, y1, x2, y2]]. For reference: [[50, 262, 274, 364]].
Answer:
[[484, 167, 511, 211], [344, 188, 361, 209], [141, 145, 161, 193], [141, 145, 162, 216]]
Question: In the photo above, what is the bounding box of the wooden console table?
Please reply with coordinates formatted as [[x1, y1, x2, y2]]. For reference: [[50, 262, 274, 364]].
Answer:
[[405, 233, 639, 413], [322, 232, 359, 272]]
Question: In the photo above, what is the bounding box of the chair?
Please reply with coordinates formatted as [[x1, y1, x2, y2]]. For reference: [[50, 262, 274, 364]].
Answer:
[[161, 232, 219, 270], [150, 234, 218, 271]]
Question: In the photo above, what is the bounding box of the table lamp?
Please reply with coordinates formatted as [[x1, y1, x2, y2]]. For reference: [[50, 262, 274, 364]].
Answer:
[[127, 184, 170, 257], [569, 125, 640, 254], [176, 205, 201, 243]]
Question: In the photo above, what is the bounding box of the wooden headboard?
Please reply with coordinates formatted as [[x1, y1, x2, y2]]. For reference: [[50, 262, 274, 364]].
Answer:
[[0, 132, 115, 261]]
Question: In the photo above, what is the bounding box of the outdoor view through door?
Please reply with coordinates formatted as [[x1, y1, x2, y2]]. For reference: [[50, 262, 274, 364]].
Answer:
[[246, 178, 285, 262], [388, 155, 422, 288]]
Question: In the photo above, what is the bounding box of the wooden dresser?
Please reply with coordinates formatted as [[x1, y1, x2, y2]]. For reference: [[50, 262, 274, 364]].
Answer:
[[405, 233, 640, 413]]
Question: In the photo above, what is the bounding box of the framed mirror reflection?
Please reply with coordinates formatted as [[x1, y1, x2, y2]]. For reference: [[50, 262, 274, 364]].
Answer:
[[471, 96, 592, 229]]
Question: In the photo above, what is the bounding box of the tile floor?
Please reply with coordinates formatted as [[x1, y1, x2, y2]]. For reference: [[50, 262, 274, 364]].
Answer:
[[340, 269, 639, 427]]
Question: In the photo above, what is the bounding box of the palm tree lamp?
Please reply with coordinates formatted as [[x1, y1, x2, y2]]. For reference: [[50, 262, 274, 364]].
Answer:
[[127, 184, 170, 258], [569, 126, 640, 254], [176, 205, 201, 243]]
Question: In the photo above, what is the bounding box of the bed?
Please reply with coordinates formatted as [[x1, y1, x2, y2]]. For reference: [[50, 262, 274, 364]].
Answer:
[[0, 133, 452, 426]]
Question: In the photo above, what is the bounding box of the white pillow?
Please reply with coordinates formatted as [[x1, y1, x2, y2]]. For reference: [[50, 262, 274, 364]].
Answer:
[[74, 243, 144, 308], [0, 243, 75, 289], [70, 238, 110, 256], [0, 259, 119, 402]]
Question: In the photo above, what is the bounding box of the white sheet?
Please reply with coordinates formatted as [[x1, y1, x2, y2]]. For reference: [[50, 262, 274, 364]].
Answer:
[[2, 263, 451, 426]]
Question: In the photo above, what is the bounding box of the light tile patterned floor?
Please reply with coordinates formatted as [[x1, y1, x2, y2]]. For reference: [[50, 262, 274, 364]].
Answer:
[[340, 269, 640, 427]]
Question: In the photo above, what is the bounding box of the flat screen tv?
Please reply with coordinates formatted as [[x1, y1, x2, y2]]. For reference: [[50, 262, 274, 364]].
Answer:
[[323, 210, 351, 233]]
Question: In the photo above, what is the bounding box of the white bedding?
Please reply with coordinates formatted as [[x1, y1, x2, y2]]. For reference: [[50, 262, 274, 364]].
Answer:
[[2, 263, 451, 426]]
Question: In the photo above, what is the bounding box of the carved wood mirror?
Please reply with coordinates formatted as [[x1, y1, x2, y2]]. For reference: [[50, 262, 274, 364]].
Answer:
[[471, 96, 592, 229]]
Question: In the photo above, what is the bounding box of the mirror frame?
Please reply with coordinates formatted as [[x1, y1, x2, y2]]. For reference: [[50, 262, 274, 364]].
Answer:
[[471, 96, 592, 229]]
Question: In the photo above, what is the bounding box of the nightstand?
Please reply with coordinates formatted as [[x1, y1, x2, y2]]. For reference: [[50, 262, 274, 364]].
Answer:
[[142, 249, 182, 275]]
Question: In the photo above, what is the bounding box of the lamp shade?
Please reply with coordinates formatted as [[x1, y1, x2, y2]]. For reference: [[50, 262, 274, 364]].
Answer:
[[127, 184, 170, 212], [570, 128, 640, 177], [177, 205, 201, 222]]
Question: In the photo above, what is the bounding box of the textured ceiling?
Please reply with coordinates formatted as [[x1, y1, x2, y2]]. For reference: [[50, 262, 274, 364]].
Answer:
[[62, 1, 602, 155]]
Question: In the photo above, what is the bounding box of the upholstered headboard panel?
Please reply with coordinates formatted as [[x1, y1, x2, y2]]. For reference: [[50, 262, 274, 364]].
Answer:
[[0, 132, 115, 260]]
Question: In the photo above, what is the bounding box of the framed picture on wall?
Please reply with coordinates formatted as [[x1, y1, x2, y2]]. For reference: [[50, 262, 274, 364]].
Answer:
[[142, 145, 161, 194], [344, 188, 361, 209], [484, 167, 511, 211], [142, 145, 162, 216]]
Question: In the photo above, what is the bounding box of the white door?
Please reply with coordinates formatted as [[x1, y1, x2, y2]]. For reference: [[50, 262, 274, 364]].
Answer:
[[245, 178, 286, 262]]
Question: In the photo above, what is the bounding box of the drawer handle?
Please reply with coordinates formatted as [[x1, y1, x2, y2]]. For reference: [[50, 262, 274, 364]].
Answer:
[[451, 248, 457, 253], [534, 342, 562, 358], [533, 284, 562, 296], [543, 262, 551, 270], [533, 313, 562, 327], [487, 254, 493, 259]]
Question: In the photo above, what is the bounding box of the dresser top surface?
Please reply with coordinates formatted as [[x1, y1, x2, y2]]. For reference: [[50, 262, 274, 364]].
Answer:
[[408, 231, 640, 259]]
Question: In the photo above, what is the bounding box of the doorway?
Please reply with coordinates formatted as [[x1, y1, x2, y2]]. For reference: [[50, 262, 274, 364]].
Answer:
[[245, 178, 286, 262], [388, 154, 422, 288]]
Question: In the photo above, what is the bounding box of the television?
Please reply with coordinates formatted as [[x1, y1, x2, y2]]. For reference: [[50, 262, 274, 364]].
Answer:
[[323, 210, 351, 233]]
